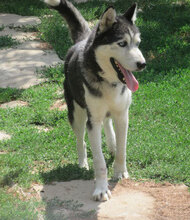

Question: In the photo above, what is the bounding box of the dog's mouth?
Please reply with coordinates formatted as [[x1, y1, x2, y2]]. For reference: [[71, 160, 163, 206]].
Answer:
[[110, 58, 139, 92]]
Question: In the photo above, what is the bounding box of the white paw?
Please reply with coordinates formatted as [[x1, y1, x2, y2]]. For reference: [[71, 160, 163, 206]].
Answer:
[[79, 160, 89, 170], [113, 170, 130, 180], [92, 179, 111, 201], [93, 188, 111, 201]]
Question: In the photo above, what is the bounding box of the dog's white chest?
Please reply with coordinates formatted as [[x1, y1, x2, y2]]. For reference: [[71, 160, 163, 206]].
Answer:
[[102, 83, 132, 112], [84, 82, 132, 121]]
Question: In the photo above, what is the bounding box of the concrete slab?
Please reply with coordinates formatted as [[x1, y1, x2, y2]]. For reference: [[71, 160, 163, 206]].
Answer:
[[0, 48, 61, 89], [41, 180, 155, 220], [0, 14, 62, 89], [17, 41, 52, 50], [0, 13, 41, 27], [0, 131, 11, 141], [0, 27, 37, 42]]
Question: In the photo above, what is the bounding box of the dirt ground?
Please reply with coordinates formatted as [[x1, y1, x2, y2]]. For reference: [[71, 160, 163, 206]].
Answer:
[[115, 179, 190, 220], [30, 179, 190, 220]]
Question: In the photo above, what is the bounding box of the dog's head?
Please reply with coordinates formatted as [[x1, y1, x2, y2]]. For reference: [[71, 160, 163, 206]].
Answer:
[[94, 4, 146, 92]]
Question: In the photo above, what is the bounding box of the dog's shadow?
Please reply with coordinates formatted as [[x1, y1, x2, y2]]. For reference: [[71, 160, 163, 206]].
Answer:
[[40, 163, 117, 220]]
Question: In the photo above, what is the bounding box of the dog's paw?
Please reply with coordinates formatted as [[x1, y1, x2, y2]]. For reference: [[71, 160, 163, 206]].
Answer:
[[92, 179, 111, 201], [113, 170, 130, 180], [79, 161, 89, 170], [93, 188, 111, 201]]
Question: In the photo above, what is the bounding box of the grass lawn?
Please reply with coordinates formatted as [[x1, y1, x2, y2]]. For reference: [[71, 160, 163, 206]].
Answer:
[[0, 0, 190, 219]]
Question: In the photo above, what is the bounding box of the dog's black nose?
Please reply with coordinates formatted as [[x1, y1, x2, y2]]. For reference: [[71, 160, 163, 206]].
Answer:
[[137, 62, 146, 70]]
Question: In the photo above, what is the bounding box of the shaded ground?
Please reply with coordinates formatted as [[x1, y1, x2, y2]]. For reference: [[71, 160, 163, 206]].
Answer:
[[9, 179, 187, 220]]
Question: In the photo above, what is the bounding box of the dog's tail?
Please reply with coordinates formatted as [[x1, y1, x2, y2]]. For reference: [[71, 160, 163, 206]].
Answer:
[[44, 0, 91, 43]]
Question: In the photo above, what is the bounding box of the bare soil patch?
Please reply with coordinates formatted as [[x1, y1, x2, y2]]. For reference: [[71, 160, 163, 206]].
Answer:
[[50, 99, 67, 111], [6, 179, 189, 219], [0, 100, 28, 108], [35, 125, 53, 133], [38, 179, 189, 219], [118, 179, 190, 220]]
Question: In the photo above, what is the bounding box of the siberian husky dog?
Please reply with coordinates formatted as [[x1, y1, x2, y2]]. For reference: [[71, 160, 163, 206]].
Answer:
[[45, 0, 146, 201]]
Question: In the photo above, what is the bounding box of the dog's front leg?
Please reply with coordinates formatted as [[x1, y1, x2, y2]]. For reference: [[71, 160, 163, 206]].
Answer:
[[113, 109, 130, 180], [87, 121, 111, 201]]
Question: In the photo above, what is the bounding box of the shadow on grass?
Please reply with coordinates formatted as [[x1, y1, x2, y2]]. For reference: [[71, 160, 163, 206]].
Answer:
[[0, 88, 24, 104], [40, 163, 94, 184], [0, 0, 47, 16], [135, 2, 190, 83], [0, 169, 23, 187]]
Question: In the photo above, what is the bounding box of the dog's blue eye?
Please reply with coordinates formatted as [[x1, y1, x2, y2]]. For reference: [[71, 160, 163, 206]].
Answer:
[[136, 42, 140, 47], [118, 41, 127, 47]]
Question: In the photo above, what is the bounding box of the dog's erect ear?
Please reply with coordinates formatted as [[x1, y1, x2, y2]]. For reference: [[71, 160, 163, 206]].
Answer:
[[124, 3, 137, 24], [97, 6, 116, 34]]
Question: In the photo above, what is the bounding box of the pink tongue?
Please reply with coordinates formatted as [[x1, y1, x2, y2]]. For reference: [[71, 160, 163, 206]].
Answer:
[[118, 63, 139, 92]]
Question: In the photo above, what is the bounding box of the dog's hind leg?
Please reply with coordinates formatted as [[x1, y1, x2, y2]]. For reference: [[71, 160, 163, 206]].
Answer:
[[72, 101, 88, 169], [103, 118, 116, 156]]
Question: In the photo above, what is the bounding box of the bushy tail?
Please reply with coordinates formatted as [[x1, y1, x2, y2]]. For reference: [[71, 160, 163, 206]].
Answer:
[[45, 0, 91, 43]]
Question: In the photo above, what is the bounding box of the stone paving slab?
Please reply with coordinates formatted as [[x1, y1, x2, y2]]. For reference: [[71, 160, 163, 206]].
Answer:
[[0, 13, 62, 89], [0, 13, 41, 27], [0, 131, 11, 141], [17, 41, 52, 50], [0, 48, 62, 88], [0, 27, 37, 42]]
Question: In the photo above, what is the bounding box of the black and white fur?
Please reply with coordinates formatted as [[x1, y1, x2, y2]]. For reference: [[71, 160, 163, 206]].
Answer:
[[45, 0, 146, 201]]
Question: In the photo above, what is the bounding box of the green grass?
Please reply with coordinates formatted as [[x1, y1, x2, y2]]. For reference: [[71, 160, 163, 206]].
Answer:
[[0, 0, 47, 16], [0, 35, 19, 49], [0, 25, 5, 31], [0, 0, 190, 218], [37, 63, 64, 85], [0, 88, 24, 104], [0, 189, 42, 220]]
